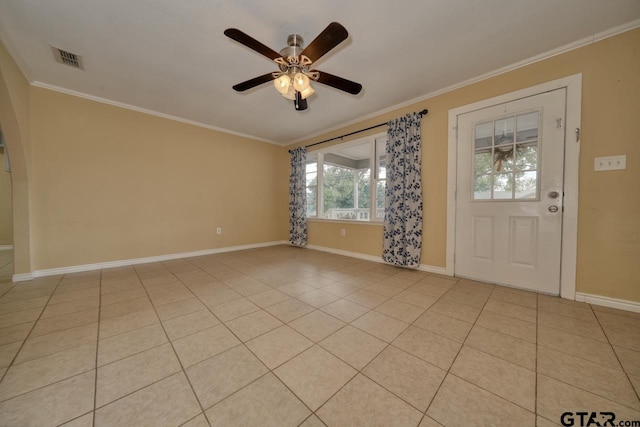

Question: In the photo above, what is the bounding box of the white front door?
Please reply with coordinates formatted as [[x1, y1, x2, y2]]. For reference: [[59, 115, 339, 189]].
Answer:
[[455, 88, 566, 294]]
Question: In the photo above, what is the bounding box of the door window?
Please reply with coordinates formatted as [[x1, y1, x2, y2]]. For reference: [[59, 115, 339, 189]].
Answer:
[[473, 111, 539, 200]]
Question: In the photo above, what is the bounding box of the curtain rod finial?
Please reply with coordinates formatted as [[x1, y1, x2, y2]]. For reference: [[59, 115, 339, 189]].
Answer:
[[419, 109, 428, 117]]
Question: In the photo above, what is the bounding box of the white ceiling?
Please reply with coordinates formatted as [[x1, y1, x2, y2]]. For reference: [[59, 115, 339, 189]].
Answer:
[[1, 1, 639, 145]]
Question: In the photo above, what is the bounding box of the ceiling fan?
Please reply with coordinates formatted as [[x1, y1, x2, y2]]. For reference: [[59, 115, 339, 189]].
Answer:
[[224, 22, 362, 111]]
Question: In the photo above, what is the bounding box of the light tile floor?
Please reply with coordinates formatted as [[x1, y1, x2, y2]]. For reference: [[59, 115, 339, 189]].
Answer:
[[0, 245, 638, 426]]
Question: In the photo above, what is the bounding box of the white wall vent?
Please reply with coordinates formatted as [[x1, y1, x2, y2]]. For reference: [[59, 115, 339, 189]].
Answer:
[[51, 46, 83, 69]]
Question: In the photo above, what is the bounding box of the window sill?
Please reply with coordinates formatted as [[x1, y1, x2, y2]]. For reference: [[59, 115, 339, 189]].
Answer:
[[307, 218, 384, 226]]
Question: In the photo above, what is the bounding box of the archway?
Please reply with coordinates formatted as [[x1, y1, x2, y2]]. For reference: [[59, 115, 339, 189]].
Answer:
[[0, 46, 32, 280], [0, 129, 13, 280]]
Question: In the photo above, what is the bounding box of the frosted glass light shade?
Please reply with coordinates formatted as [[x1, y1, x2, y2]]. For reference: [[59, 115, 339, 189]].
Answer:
[[273, 75, 291, 95], [293, 73, 310, 91], [283, 85, 296, 100], [300, 86, 315, 100]]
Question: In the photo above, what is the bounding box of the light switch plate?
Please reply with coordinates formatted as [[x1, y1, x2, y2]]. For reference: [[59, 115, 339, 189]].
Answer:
[[594, 155, 626, 171]]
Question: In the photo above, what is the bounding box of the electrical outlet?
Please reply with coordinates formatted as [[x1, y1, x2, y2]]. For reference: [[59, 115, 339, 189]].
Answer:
[[340, 228, 346, 237], [216, 227, 222, 235], [594, 155, 626, 171]]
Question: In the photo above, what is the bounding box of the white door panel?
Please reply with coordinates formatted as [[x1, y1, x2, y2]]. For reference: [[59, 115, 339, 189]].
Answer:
[[455, 89, 566, 294]]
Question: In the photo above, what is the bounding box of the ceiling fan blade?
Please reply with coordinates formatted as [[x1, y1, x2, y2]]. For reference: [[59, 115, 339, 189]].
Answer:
[[224, 28, 282, 61], [300, 22, 348, 63], [315, 71, 362, 95], [232, 73, 275, 92]]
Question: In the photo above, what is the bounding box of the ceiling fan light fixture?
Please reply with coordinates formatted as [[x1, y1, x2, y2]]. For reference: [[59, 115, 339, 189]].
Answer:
[[293, 72, 310, 92], [300, 86, 315, 100], [274, 74, 291, 95], [283, 85, 296, 100]]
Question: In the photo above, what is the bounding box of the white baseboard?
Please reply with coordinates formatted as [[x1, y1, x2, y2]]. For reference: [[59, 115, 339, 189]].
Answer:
[[12, 273, 33, 282], [304, 244, 449, 276], [416, 264, 448, 275], [306, 244, 383, 264], [12, 241, 288, 283], [0, 245, 13, 251], [575, 292, 640, 314]]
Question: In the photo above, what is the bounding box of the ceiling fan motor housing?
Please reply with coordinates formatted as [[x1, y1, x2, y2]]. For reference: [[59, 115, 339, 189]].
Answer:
[[278, 34, 305, 72], [280, 34, 304, 56]]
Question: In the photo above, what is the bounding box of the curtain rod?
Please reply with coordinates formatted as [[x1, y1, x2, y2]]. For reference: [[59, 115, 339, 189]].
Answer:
[[289, 109, 428, 153]]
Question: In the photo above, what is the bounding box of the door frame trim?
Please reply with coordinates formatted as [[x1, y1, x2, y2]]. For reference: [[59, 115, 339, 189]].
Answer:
[[446, 74, 582, 300]]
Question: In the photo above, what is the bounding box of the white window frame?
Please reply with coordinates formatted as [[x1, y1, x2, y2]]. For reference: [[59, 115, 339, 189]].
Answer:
[[306, 131, 387, 223]]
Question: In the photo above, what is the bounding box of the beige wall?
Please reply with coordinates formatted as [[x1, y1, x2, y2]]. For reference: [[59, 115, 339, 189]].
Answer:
[[1, 29, 638, 304], [289, 28, 640, 302], [0, 150, 11, 245], [0, 42, 31, 274], [28, 87, 288, 270]]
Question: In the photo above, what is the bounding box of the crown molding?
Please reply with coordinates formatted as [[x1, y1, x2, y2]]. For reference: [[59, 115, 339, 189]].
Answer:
[[284, 19, 640, 146], [5, 18, 638, 147], [30, 81, 280, 146]]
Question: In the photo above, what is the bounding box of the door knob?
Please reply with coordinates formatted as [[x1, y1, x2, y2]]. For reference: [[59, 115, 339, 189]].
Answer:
[[548, 191, 560, 199], [548, 205, 559, 213]]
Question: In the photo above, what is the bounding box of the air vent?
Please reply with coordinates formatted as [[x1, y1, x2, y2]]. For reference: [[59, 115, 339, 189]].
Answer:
[[51, 46, 83, 69]]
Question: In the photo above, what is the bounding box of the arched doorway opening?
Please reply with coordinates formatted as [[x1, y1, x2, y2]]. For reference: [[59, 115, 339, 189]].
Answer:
[[0, 129, 13, 281], [0, 46, 32, 282]]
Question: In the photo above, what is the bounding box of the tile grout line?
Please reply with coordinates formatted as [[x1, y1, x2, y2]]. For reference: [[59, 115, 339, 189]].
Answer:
[[188, 269, 430, 419], [188, 297, 346, 422], [292, 273, 442, 420], [536, 310, 640, 370], [162, 259, 276, 422], [298, 413, 328, 427], [5, 251, 306, 422], [91, 269, 103, 427], [420, 280, 498, 422], [0, 366, 97, 406], [91, 263, 215, 409], [0, 276, 65, 387], [535, 339, 629, 370], [588, 303, 640, 404], [405, 283, 553, 417], [147, 258, 332, 421], [91, 363, 200, 412], [0, 282, 19, 304], [537, 299, 640, 414], [311, 276, 461, 422], [452, 329, 535, 372], [179, 255, 414, 421], [175, 258, 324, 421], [178, 413, 208, 427], [535, 316, 611, 344], [57, 411, 93, 427], [536, 372, 640, 413], [0, 278, 101, 408], [132, 264, 215, 427]]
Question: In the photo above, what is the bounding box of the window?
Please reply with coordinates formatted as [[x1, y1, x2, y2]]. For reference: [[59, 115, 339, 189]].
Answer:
[[374, 137, 387, 220], [473, 111, 540, 200], [305, 133, 387, 222], [305, 152, 318, 216]]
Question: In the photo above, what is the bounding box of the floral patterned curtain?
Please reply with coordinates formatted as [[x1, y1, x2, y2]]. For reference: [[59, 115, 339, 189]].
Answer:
[[383, 113, 423, 267], [289, 147, 308, 246]]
